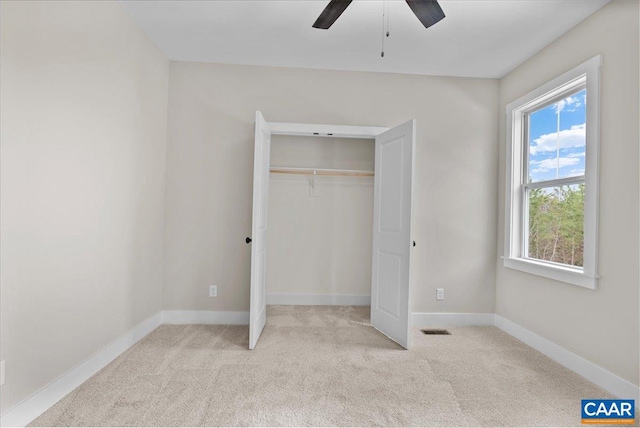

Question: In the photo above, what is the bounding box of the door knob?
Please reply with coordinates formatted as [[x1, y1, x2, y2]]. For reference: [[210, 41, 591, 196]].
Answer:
[[246, 237, 252, 244], [413, 241, 416, 247]]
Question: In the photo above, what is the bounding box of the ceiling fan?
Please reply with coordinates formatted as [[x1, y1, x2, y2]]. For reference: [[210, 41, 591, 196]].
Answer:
[[312, 0, 445, 30]]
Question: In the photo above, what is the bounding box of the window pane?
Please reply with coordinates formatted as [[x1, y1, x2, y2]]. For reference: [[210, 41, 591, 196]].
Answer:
[[527, 184, 584, 267], [528, 89, 586, 183]]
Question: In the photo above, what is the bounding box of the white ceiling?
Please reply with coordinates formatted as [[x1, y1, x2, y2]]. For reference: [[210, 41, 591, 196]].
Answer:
[[119, 0, 609, 79]]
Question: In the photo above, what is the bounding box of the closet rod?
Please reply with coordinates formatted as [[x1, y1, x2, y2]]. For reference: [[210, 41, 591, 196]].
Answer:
[[270, 167, 374, 177]]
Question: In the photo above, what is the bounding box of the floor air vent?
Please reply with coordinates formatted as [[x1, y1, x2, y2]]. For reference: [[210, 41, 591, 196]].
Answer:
[[421, 329, 451, 335]]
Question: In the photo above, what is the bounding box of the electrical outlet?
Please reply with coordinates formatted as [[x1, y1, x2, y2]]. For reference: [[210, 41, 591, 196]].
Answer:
[[436, 288, 444, 301], [209, 285, 217, 297], [1, 360, 5, 386]]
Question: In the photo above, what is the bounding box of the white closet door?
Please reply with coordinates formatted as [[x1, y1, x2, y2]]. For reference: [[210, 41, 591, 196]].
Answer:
[[249, 111, 271, 350], [371, 120, 415, 349]]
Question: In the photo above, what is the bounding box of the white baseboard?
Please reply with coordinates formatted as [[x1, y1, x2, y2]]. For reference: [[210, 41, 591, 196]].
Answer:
[[266, 293, 370, 306], [495, 315, 640, 402], [162, 310, 249, 325], [411, 312, 495, 327], [0, 312, 162, 428]]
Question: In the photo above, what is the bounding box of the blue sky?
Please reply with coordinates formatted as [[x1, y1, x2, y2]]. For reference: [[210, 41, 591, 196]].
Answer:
[[528, 89, 586, 183]]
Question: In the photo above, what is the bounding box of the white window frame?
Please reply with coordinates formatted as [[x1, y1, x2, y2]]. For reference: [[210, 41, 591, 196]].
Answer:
[[504, 55, 601, 289]]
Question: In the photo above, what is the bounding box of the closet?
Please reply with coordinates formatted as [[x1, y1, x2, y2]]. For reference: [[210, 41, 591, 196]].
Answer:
[[267, 134, 374, 306], [247, 112, 416, 350]]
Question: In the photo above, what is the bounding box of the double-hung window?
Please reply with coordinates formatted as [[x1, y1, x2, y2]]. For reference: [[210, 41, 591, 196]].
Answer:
[[504, 55, 601, 289]]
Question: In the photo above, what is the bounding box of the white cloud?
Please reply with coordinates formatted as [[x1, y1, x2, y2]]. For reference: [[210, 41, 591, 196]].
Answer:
[[554, 93, 584, 113], [530, 123, 585, 155], [555, 96, 579, 113], [567, 151, 585, 158], [531, 156, 580, 174], [568, 168, 585, 177]]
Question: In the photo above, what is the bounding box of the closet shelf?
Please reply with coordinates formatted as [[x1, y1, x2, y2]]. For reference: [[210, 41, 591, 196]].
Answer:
[[270, 167, 374, 177]]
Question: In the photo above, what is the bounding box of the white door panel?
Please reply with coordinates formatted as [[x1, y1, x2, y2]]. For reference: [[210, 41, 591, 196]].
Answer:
[[371, 120, 415, 349], [249, 111, 271, 350]]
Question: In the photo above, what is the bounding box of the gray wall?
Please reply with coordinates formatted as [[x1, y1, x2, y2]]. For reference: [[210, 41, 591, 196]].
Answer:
[[0, 1, 170, 412], [496, 0, 639, 386], [163, 61, 500, 315]]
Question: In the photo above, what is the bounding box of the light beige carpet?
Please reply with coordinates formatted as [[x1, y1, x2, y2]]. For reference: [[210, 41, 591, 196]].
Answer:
[[31, 306, 621, 427]]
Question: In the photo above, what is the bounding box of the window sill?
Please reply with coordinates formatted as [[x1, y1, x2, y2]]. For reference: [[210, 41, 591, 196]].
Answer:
[[503, 257, 597, 290]]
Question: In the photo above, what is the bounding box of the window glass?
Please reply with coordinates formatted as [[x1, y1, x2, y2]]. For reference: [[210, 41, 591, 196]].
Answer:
[[528, 89, 587, 183], [527, 184, 584, 267]]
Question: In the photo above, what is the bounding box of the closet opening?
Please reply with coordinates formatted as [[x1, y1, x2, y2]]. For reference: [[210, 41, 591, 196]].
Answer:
[[266, 135, 375, 312], [248, 113, 416, 350]]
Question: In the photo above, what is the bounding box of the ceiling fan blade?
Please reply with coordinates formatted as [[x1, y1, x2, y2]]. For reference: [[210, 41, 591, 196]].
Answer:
[[406, 0, 445, 29], [312, 0, 353, 29]]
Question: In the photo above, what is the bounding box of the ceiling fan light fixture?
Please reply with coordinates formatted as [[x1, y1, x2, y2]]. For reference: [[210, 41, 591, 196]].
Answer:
[[311, 0, 445, 30]]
